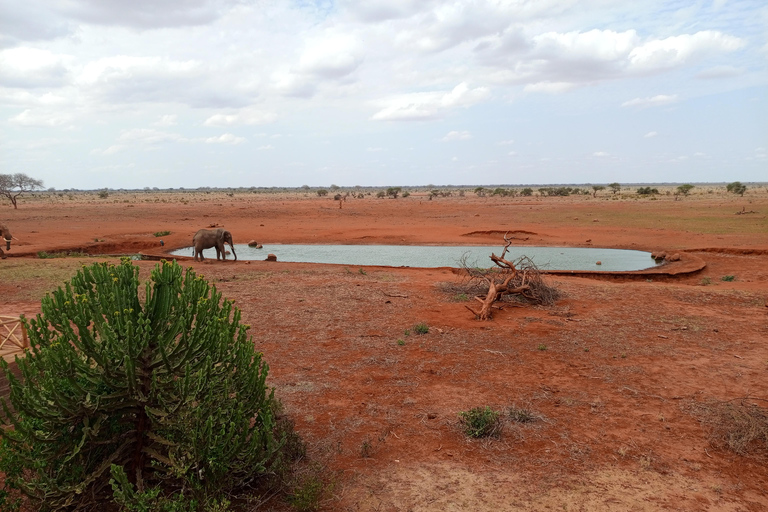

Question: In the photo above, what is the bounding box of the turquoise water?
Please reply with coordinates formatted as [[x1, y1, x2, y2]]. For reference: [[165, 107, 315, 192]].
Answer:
[[171, 244, 659, 272]]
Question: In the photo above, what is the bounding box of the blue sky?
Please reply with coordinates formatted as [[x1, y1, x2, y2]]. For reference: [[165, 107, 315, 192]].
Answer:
[[1, 0, 766, 189]]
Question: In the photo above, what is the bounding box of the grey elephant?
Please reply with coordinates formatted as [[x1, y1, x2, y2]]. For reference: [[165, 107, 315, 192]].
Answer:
[[0, 224, 13, 259], [192, 228, 237, 262]]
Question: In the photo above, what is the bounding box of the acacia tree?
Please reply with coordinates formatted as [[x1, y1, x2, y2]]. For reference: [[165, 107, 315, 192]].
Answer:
[[0, 259, 284, 510], [677, 184, 695, 196], [0, 173, 44, 209], [726, 181, 747, 196], [592, 185, 605, 197], [608, 182, 621, 195]]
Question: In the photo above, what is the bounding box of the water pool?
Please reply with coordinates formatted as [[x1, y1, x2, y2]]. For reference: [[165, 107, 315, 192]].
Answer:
[[171, 244, 659, 272]]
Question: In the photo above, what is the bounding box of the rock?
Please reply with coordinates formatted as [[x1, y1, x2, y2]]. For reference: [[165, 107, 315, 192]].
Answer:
[[654, 251, 667, 261], [266, 253, 277, 262], [668, 253, 681, 262], [596, 261, 602, 265], [247, 240, 262, 248]]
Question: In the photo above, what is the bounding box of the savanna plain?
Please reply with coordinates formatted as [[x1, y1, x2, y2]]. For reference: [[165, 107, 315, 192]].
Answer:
[[2, 186, 768, 511]]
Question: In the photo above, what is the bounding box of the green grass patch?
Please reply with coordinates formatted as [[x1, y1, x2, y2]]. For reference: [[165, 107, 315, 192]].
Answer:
[[458, 406, 502, 438], [153, 230, 171, 237]]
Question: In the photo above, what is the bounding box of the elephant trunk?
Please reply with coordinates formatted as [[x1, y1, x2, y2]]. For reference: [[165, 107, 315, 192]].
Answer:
[[3, 238, 9, 251], [229, 243, 237, 261]]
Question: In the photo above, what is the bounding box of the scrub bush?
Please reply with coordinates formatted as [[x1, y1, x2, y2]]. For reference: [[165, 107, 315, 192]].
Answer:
[[0, 259, 284, 510]]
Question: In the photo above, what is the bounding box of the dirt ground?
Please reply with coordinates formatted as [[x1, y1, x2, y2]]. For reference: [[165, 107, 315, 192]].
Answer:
[[2, 189, 768, 511]]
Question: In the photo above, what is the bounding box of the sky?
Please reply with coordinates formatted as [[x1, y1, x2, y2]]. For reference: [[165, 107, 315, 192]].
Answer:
[[0, 0, 766, 190]]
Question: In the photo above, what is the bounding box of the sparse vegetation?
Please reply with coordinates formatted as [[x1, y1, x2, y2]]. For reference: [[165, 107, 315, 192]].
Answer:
[[690, 399, 768, 456], [153, 230, 171, 237], [0, 259, 298, 510], [0, 172, 44, 209], [677, 184, 695, 196], [509, 405, 538, 424], [413, 322, 429, 335], [727, 181, 747, 196], [459, 406, 502, 438], [721, 275, 736, 282]]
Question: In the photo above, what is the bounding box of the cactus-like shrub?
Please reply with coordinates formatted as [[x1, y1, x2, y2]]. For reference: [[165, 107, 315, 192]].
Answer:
[[0, 259, 281, 510]]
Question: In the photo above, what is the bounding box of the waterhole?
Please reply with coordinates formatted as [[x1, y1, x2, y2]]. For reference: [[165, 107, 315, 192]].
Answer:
[[171, 244, 660, 272]]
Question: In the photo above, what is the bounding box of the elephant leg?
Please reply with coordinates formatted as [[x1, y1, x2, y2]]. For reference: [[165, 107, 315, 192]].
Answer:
[[0, 248, 5, 259]]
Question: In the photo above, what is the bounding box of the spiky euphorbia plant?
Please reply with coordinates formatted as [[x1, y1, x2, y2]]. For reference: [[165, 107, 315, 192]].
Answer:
[[0, 259, 280, 510]]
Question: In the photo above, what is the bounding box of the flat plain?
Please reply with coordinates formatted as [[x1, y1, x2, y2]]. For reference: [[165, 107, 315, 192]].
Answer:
[[2, 187, 767, 510]]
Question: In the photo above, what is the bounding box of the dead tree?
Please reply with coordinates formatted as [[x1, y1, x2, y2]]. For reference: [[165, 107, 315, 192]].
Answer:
[[464, 233, 559, 320]]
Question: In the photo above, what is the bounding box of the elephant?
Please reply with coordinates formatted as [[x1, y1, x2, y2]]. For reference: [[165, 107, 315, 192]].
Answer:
[[192, 228, 237, 262], [0, 224, 12, 259]]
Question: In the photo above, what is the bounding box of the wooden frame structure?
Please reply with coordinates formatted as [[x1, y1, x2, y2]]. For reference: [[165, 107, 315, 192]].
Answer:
[[0, 315, 29, 355]]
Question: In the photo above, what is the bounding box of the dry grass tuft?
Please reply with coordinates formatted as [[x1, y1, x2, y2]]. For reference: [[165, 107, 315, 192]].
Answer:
[[689, 398, 768, 456]]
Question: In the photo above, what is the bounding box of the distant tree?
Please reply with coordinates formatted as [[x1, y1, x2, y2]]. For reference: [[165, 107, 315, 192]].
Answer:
[[726, 181, 747, 196], [677, 184, 694, 196], [637, 187, 659, 195], [316, 189, 328, 197], [386, 187, 402, 199], [591, 185, 605, 198], [608, 182, 621, 195], [520, 188, 533, 196], [474, 187, 487, 197], [330, 184, 340, 191], [0, 173, 44, 209], [376, 190, 386, 198]]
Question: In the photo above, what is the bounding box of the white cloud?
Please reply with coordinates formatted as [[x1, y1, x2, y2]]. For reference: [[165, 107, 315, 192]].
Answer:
[[204, 108, 277, 127], [371, 82, 490, 121], [498, 139, 514, 145], [442, 130, 472, 141], [628, 31, 745, 73], [0, 47, 71, 88], [8, 108, 73, 127], [205, 133, 245, 145], [256, 144, 273, 150], [593, 151, 609, 157], [297, 33, 364, 79], [643, 131, 658, 138], [524, 81, 576, 94], [154, 114, 178, 127], [622, 94, 679, 108]]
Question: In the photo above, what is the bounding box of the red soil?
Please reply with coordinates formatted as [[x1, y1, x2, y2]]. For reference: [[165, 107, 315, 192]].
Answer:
[[2, 191, 767, 510]]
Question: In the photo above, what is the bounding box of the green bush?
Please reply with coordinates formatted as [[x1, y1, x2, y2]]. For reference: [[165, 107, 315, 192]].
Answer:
[[413, 322, 429, 335], [721, 275, 736, 282], [0, 259, 284, 510], [458, 406, 501, 438], [153, 230, 171, 237]]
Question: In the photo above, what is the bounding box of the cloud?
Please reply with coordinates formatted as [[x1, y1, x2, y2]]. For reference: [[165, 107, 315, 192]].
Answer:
[[643, 131, 658, 138], [297, 33, 364, 79], [256, 144, 273, 150], [204, 108, 277, 126], [621, 94, 679, 108], [154, 114, 177, 127], [441, 130, 472, 141], [8, 108, 73, 127], [627, 31, 745, 73], [524, 81, 576, 94], [61, 0, 227, 30], [498, 139, 514, 145], [593, 151, 609, 157], [205, 133, 245, 145], [371, 82, 490, 121], [0, 47, 71, 88]]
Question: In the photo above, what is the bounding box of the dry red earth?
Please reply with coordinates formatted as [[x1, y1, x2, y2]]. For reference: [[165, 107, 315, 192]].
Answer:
[[2, 190, 768, 511]]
